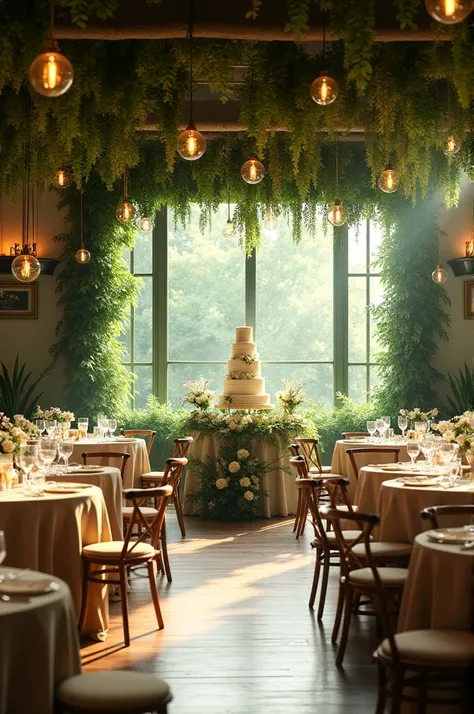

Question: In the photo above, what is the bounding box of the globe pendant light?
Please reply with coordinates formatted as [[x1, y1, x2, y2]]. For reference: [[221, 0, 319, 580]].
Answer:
[[378, 163, 399, 193], [177, 0, 206, 161], [241, 156, 265, 184], [444, 135, 461, 156], [425, 0, 473, 24], [116, 169, 136, 224], [75, 189, 90, 264], [138, 215, 154, 233], [310, 14, 338, 105], [328, 139, 346, 227], [12, 130, 41, 283], [54, 168, 72, 188], [29, 0, 74, 97]]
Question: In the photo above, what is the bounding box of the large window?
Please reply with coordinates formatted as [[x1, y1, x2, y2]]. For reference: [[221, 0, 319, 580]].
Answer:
[[122, 207, 383, 408]]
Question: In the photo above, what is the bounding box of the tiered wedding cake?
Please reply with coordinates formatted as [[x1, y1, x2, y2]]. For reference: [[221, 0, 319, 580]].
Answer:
[[215, 326, 274, 410]]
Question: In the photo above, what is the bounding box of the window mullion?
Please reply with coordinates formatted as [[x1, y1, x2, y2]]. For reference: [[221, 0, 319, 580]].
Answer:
[[154, 208, 168, 403], [245, 249, 257, 335], [333, 226, 348, 404], [366, 218, 371, 397]]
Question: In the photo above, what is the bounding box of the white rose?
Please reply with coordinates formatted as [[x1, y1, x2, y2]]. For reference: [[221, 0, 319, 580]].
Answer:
[[237, 449, 249, 459], [239, 477, 251, 487], [236, 424, 244, 431], [228, 421, 238, 430], [11, 427, 21, 437], [2, 440, 15, 453], [243, 490, 254, 501], [215, 478, 228, 489], [228, 461, 241, 473]]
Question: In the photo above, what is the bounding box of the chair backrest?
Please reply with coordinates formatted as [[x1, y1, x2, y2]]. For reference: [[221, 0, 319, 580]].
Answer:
[[121, 484, 173, 555], [289, 443, 300, 457], [120, 430, 156, 456], [346, 447, 400, 482], [171, 437, 193, 459], [81, 451, 130, 482], [342, 432, 370, 439], [160, 457, 188, 490], [322, 506, 401, 664], [295, 437, 324, 474], [421, 504, 474, 529]]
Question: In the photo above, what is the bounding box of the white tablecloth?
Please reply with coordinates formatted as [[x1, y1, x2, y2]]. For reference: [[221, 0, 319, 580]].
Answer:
[[71, 438, 150, 489], [0, 484, 112, 639], [398, 532, 474, 632], [183, 433, 295, 517], [0, 567, 81, 714], [331, 439, 409, 497]]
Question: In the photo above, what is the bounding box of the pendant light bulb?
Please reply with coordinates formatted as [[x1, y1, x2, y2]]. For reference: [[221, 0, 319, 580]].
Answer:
[[54, 168, 72, 188], [327, 199, 346, 227], [75, 247, 91, 264], [11, 253, 41, 282], [432, 265, 448, 284], [241, 157, 265, 185], [264, 212, 278, 232], [424, 0, 473, 24], [378, 165, 399, 193], [444, 135, 461, 156], [138, 216, 154, 233], [222, 220, 235, 237], [310, 71, 338, 106], [177, 124, 206, 161], [116, 201, 136, 223], [29, 1, 74, 97]]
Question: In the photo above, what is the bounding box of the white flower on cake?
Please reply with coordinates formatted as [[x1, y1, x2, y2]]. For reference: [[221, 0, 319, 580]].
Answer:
[[243, 490, 254, 501], [227, 372, 256, 380], [238, 353, 256, 364], [239, 477, 251, 487], [215, 478, 228, 489], [237, 449, 250, 459], [228, 461, 241, 473]]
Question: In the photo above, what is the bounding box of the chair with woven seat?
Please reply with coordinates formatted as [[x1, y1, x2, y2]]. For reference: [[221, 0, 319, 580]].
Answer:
[[120, 429, 156, 456], [56, 672, 172, 713], [79, 484, 173, 647], [141, 436, 193, 536], [346, 447, 400, 483], [81, 451, 130, 483], [421, 504, 474, 528], [357, 519, 474, 713], [342, 431, 370, 439], [123, 457, 188, 583], [322, 507, 412, 667]]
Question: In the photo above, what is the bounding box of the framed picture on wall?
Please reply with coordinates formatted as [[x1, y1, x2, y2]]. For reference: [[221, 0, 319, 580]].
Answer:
[[464, 281, 474, 320], [0, 282, 38, 319]]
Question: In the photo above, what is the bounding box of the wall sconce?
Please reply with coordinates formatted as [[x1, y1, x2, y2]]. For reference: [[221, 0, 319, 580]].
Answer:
[[466, 240, 474, 258]]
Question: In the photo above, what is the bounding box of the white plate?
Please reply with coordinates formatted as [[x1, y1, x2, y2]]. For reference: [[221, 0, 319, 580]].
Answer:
[[112, 437, 136, 443], [74, 466, 104, 473], [0, 579, 59, 595], [427, 526, 474, 544], [43, 483, 88, 494], [397, 477, 439, 487]]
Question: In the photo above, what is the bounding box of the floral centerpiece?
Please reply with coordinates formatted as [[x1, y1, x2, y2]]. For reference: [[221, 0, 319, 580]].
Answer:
[[399, 407, 438, 423], [33, 406, 75, 423], [276, 379, 306, 414], [182, 378, 215, 411], [0, 412, 34, 489], [432, 411, 474, 454]]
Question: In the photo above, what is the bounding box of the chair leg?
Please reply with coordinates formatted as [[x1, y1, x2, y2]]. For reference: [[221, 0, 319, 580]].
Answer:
[[293, 490, 303, 534], [78, 559, 90, 635], [375, 660, 387, 714], [119, 564, 131, 647], [148, 560, 165, 630], [173, 485, 186, 537], [332, 582, 344, 643], [297, 491, 308, 537], [390, 668, 404, 714], [161, 519, 172, 583], [317, 551, 330, 621], [335, 587, 353, 666], [309, 547, 322, 609]]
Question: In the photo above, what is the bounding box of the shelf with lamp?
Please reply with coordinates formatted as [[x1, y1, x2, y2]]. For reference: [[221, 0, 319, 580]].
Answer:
[[447, 199, 474, 277]]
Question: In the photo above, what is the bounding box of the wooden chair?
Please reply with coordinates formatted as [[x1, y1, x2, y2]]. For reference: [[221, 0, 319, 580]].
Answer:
[[346, 447, 400, 483], [56, 672, 171, 713], [120, 429, 156, 456], [342, 431, 370, 439], [294, 437, 333, 475], [123, 458, 188, 583], [360, 517, 474, 714], [421, 504, 474, 529], [141, 437, 193, 536], [79, 484, 173, 647], [322, 507, 412, 667], [81, 451, 130, 483]]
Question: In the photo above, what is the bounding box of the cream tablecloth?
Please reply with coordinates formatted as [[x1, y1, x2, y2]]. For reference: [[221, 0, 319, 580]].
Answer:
[[378, 478, 474, 543], [398, 532, 474, 632], [183, 433, 295, 517], [355, 464, 412, 513], [71, 438, 150, 489], [331, 439, 409, 496], [0, 484, 112, 639], [47, 466, 123, 539], [0, 566, 81, 714]]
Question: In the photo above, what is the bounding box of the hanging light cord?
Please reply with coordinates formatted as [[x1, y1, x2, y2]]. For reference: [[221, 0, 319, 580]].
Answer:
[[0, 192, 3, 255], [80, 188, 84, 249], [124, 168, 128, 201], [335, 135, 339, 198], [322, 11, 326, 67], [49, 0, 55, 42], [188, 0, 194, 126]]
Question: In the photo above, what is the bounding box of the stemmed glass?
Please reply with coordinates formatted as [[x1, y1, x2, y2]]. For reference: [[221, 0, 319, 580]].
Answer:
[[39, 439, 57, 476], [406, 441, 420, 469], [108, 418, 117, 438], [78, 418, 89, 440], [367, 421, 376, 442], [35, 419, 46, 436], [18, 443, 38, 487], [419, 434, 435, 470], [376, 418, 385, 440], [58, 440, 74, 473], [398, 416, 408, 440], [45, 420, 58, 437], [415, 421, 427, 437]]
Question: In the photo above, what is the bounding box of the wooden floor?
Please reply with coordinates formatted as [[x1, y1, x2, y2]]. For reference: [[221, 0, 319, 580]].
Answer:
[[81, 517, 378, 714]]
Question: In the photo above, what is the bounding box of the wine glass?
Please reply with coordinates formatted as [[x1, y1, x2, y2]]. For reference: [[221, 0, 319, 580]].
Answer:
[[367, 421, 376, 442], [376, 418, 385, 440], [415, 421, 427, 436], [398, 416, 408, 439], [30, 470, 46, 497], [419, 434, 435, 469], [78, 418, 89, 440], [108, 418, 117, 437], [59, 440, 74, 472], [45, 420, 58, 437], [382, 416, 391, 430], [406, 441, 420, 469], [18, 443, 38, 485], [39, 439, 57, 475], [35, 419, 46, 435]]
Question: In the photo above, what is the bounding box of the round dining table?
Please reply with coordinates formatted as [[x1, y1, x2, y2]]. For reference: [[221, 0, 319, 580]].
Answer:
[[331, 438, 409, 497], [398, 531, 474, 632], [70, 437, 150, 489], [378, 477, 474, 543], [0, 483, 112, 640], [0, 566, 81, 714]]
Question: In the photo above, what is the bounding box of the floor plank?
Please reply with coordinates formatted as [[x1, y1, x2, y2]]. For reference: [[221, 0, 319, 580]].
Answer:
[[81, 517, 378, 713]]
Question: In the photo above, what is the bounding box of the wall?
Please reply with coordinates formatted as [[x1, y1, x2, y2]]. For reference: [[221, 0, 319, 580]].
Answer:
[[0, 191, 68, 407], [436, 175, 474, 390]]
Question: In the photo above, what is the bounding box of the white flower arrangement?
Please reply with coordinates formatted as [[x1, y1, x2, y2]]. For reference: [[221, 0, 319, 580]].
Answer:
[[431, 411, 474, 452], [0, 413, 29, 454], [399, 407, 438, 422], [226, 372, 256, 380], [276, 379, 306, 414], [12, 414, 38, 437], [182, 378, 215, 411], [33, 406, 75, 423], [238, 353, 256, 364]]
